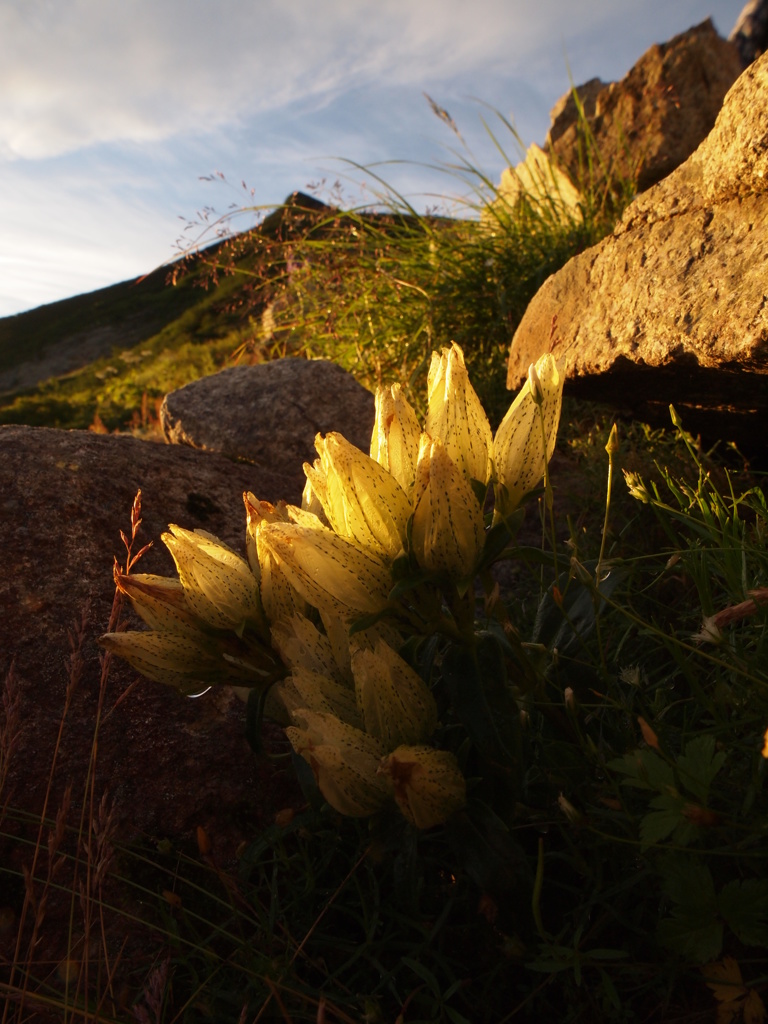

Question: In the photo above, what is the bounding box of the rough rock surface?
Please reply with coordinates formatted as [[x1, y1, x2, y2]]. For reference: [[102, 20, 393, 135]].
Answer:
[[545, 77, 606, 150], [161, 358, 375, 470], [507, 51, 768, 453], [0, 426, 303, 853], [548, 20, 743, 194]]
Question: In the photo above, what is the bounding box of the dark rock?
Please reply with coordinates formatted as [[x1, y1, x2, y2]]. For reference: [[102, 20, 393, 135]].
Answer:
[[507, 52, 768, 456], [160, 358, 376, 471], [730, 0, 768, 67], [0, 426, 302, 849]]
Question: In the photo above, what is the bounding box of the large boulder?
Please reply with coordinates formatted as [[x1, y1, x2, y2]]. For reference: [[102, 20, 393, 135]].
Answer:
[[0, 426, 304, 970], [0, 426, 303, 843], [507, 51, 768, 453], [547, 20, 743, 195], [160, 358, 375, 471]]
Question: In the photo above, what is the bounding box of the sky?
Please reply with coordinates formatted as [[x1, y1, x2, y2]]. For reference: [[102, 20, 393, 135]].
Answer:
[[0, 0, 745, 318]]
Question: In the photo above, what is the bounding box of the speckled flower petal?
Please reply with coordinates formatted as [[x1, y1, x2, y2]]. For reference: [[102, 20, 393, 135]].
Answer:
[[492, 353, 564, 519]]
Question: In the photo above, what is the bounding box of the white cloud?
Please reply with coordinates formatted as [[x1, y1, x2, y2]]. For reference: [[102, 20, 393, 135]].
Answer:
[[2, 0, 723, 160], [0, 0, 746, 315]]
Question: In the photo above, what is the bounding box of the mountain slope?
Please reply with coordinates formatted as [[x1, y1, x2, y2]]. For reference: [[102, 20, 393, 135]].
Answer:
[[0, 193, 335, 431]]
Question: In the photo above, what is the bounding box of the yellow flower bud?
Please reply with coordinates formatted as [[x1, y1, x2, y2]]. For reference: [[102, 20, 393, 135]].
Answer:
[[286, 710, 392, 817], [351, 640, 437, 747], [370, 383, 422, 492], [271, 613, 342, 678], [426, 343, 492, 485], [162, 525, 264, 636], [278, 665, 361, 728], [492, 353, 564, 519], [99, 630, 225, 693], [304, 432, 410, 561], [243, 493, 290, 578], [378, 745, 466, 829], [411, 434, 485, 579], [257, 520, 391, 617], [527, 362, 544, 404], [254, 522, 308, 625], [114, 571, 206, 637], [300, 474, 326, 520]]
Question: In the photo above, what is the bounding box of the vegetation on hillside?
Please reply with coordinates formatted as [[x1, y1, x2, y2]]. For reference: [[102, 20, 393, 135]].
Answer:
[[0, 108, 630, 434]]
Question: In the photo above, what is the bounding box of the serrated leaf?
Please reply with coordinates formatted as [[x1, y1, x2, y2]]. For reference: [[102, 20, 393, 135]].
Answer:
[[676, 735, 726, 804], [640, 793, 686, 845], [609, 749, 674, 792], [659, 856, 716, 908], [718, 879, 768, 947], [702, 956, 746, 1003], [743, 989, 767, 1024], [658, 913, 723, 962], [657, 857, 721, 962], [641, 792, 700, 848]]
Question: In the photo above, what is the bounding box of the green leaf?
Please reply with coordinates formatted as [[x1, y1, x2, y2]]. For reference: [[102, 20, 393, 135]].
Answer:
[[532, 560, 624, 657], [475, 519, 523, 568], [608, 749, 674, 792], [441, 633, 520, 780], [657, 912, 723, 963], [401, 956, 440, 996], [675, 735, 726, 805], [640, 792, 687, 846], [718, 879, 768, 947], [658, 856, 716, 906], [445, 1009, 472, 1024], [657, 857, 722, 962]]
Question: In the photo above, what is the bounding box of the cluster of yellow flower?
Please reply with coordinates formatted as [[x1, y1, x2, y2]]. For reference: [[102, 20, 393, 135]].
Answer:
[[101, 344, 563, 828]]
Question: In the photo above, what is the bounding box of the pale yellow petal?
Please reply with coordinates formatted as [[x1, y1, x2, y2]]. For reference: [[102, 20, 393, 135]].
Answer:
[[492, 353, 564, 518], [370, 384, 422, 492], [258, 520, 391, 617], [99, 630, 224, 693], [279, 665, 361, 727], [425, 343, 492, 485], [411, 435, 485, 579], [163, 525, 264, 634], [379, 745, 466, 829], [255, 524, 308, 624], [271, 613, 342, 679], [308, 432, 410, 560], [244, 493, 292, 578], [352, 640, 437, 747], [286, 711, 391, 817], [114, 572, 207, 637]]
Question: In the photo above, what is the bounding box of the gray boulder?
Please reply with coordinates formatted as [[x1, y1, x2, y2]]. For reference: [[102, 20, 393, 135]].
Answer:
[[507, 51, 768, 453], [160, 358, 375, 471]]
